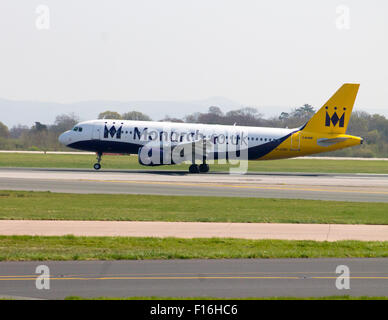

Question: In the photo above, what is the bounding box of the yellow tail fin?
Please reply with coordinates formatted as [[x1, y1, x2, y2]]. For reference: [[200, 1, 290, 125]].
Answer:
[[302, 84, 360, 134]]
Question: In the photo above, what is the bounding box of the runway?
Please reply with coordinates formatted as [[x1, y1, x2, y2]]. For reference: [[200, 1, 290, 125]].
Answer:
[[1, 168, 388, 202], [1, 259, 387, 299]]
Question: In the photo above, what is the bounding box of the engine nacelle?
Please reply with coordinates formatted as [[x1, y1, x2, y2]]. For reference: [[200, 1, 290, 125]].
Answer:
[[138, 145, 179, 166]]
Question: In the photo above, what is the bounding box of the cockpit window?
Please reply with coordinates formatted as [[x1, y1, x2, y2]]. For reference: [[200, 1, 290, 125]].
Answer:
[[73, 127, 78, 131], [78, 127, 83, 132]]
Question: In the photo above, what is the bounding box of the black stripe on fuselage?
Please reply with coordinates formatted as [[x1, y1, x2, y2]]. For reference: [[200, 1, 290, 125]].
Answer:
[[68, 140, 142, 154], [68, 131, 296, 160], [246, 130, 295, 160]]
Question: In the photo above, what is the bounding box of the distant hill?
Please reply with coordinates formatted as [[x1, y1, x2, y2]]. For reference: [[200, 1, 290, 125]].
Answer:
[[3, 96, 385, 128], [0, 97, 240, 127], [0, 97, 293, 128]]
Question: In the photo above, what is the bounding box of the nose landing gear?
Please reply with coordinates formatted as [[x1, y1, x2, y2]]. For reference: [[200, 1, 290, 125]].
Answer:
[[93, 152, 102, 170]]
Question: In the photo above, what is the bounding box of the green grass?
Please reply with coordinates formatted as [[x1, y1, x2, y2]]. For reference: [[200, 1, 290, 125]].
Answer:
[[64, 295, 388, 300], [1, 191, 388, 225], [0, 236, 388, 261], [1, 153, 388, 173]]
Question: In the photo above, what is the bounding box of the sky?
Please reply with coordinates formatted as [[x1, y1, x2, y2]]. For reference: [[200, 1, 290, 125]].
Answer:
[[0, 0, 387, 124]]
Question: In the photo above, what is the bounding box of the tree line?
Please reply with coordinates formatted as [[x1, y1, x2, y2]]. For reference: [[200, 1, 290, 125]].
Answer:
[[1, 105, 388, 157]]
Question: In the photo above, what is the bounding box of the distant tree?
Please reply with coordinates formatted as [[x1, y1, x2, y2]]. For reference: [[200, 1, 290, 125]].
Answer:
[[291, 104, 315, 119], [184, 112, 201, 123], [272, 104, 316, 128], [24, 122, 49, 151], [347, 111, 370, 138], [279, 112, 290, 120], [365, 129, 380, 144], [52, 113, 79, 133], [183, 106, 266, 126], [32, 122, 48, 132], [369, 114, 388, 140], [0, 122, 9, 138], [121, 111, 151, 121], [225, 107, 262, 119], [208, 106, 223, 116], [9, 124, 29, 139], [224, 107, 264, 126], [161, 116, 184, 123], [98, 111, 122, 120]]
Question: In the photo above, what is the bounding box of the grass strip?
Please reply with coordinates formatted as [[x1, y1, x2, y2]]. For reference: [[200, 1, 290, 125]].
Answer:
[[1, 153, 388, 173], [0, 236, 387, 261], [1, 191, 388, 225]]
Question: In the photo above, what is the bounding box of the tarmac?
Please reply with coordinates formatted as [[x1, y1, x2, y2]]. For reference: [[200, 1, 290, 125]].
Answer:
[[1, 167, 388, 202], [0, 259, 387, 299]]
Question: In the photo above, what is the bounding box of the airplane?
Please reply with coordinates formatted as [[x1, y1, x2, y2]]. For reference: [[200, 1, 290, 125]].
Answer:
[[58, 83, 363, 173]]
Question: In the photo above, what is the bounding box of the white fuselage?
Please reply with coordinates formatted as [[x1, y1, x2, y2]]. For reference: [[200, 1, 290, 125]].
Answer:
[[59, 119, 294, 157]]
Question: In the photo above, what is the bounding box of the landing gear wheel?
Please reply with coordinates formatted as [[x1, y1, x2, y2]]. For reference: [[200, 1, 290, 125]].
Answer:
[[199, 164, 209, 173], [189, 164, 200, 173], [93, 163, 101, 170], [94, 152, 102, 170]]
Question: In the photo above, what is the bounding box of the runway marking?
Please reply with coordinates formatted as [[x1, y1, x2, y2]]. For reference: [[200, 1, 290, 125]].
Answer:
[[2, 271, 388, 278], [3, 271, 388, 279], [79, 179, 388, 196], [0, 276, 300, 281], [0, 275, 36, 278], [1, 276, 388, 281]]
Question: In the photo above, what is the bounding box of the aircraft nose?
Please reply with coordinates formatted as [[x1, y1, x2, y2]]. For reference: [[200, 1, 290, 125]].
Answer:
[[58, 131, 70, 145]]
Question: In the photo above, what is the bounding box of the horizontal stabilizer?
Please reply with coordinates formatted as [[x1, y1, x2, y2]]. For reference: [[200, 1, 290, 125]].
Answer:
[[317, 137, 349, 147]]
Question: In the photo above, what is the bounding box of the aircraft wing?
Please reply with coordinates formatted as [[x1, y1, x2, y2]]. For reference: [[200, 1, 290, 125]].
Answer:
[[172, 137, 214, 157], [143, 137, 214, 159]]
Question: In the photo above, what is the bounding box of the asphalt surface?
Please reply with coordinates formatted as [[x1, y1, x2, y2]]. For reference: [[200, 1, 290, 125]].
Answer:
[[1, 168, 388, 202], [1, 168, 387, 299], [0, 259, 387, 299]]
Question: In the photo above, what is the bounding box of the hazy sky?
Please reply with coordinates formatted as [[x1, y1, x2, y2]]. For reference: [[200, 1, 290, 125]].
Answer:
[[0, 0, 387, 115]]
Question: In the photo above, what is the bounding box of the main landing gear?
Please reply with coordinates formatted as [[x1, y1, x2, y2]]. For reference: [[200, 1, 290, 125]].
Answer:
[[188, 140, 210, 173], [189, 163, 209, 173], [93, 152, 102, 170]]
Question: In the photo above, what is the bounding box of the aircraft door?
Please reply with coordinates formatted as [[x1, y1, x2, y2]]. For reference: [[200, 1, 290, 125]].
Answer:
[[92, 123, 102, 140], [290, 131, 301, 151]]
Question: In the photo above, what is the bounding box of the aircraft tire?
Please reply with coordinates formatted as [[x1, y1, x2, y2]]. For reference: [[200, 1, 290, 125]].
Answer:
[[199, 164, 209, 173], [189, 164, 200, 173], [93, 163, 101, 170]]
